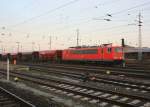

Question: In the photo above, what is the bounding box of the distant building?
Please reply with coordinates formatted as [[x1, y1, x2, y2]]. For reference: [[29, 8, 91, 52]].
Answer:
[[124, 45, 150, 53], [124, 45, 150, 60]]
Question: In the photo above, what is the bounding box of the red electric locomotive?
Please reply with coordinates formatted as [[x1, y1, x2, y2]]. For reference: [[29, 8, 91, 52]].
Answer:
[[1, 44, 124, 66], [62, 44, 124, 65]]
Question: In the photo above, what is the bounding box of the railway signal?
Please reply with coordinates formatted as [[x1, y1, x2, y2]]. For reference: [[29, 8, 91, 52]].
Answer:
[[121, 38, 125, 47], [121, 38, 126, 67]]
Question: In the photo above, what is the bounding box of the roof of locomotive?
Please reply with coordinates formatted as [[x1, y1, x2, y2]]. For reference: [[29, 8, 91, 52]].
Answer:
[[66, 44, 122, 50]]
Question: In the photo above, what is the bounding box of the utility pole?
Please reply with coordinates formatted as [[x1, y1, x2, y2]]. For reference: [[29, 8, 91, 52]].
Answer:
[[49, 36, 51, 50], [76, 29, 79, 46], [16, 42, 20, 53], [0, 41, 2, 53], [20, 45, 22, 52], [32, 42, 35, 51], [11, 46, 14, 53], [38, 44, 40, 51], [3, 48, 5, 53], [138, 12, 142, 61], [1, 45, 3, 53]]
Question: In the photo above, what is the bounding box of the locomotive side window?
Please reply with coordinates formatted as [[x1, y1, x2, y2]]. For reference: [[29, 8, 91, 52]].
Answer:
[[71, 50, 81, 54], [107, 48, 112, 53], [115, 48, 122, 52], [84, 49, 98, 54], [71, 49, 98, 54]]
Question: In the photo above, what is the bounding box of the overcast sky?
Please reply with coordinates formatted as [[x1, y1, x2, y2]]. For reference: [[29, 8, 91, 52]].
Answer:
[[0, 0, 150, 53]]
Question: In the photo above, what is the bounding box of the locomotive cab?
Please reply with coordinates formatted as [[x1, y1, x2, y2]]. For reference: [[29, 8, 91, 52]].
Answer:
[[100, 45, 124, 65], [112, 47, 124, 64]]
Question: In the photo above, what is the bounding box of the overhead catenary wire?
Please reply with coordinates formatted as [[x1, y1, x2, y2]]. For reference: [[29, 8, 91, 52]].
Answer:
[[51, 1, 150, 32], [82, 24, 132, 35], [6, 1, 150, 35], [8, 0, 121, 29], [111, 1, 150, 16], [8, 0, 80, 28], [3, 1, 150, 52]]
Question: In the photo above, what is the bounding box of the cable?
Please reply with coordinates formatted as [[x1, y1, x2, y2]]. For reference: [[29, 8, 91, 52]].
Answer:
[[6, 1, 150, 39], [8, 0, 80, 28], [111, 1, 150, 15], [82, 24, 130, 35], [7, 0, 123, 29], [51, 1, 150, 32]]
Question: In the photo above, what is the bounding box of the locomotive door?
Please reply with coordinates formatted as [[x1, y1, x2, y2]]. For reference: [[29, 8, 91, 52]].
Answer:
[[103, 47, 112, 61]]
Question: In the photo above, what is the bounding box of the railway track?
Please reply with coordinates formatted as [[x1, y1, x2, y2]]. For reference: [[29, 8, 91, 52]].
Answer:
[[0, 70, 150, 107], [19, 63, 150, 93], [51, 62, 150, 70], [126, 60, 150, 68], [48, 64, 150, 78], [27, 62, 150, 70], [0, 85, 35, 107], [25, 63, 150, 79], [29, 66, 150, 93]]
